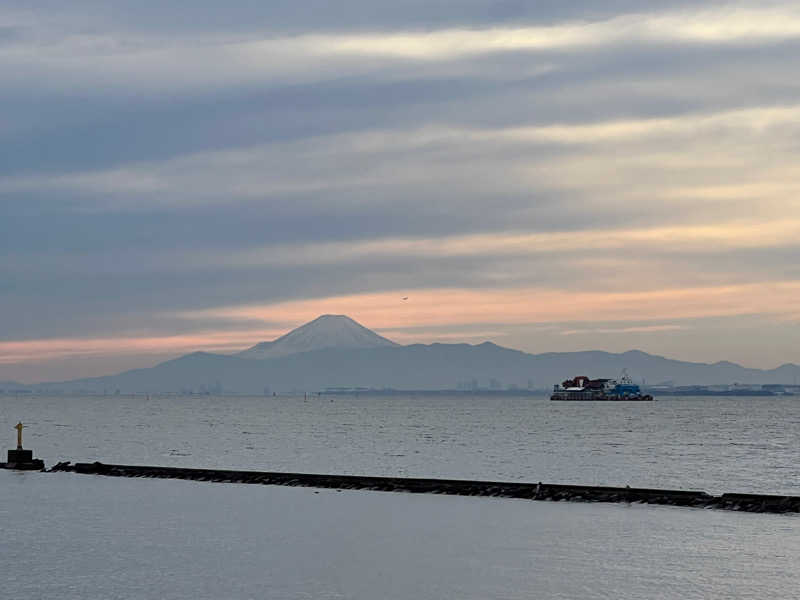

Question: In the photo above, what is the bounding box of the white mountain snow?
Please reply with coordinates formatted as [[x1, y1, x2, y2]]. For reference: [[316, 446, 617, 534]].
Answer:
[[237, 314, 398, 359]]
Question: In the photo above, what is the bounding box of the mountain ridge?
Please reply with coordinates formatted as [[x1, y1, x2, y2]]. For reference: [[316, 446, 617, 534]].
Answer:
[[29, 344, 800, 394], [12, 315, 800, 393]]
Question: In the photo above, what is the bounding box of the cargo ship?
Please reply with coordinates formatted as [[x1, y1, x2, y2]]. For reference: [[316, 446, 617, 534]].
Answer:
[[550, 372, 653, 401]]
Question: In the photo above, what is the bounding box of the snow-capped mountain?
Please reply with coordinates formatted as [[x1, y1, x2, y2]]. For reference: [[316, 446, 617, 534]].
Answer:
[[237, 314, 398, 359]]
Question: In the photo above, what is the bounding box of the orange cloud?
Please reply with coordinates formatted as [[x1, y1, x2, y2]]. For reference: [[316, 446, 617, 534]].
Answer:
[[0, 329, 284, 365], [560, 325, 685, 335], [4, 281, 799, 367], [189, 281, 800, 330]]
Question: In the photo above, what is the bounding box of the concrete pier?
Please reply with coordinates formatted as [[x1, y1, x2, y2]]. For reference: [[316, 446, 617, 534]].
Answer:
[[1, 448, 45, 470], [47, 462, 800, 514]]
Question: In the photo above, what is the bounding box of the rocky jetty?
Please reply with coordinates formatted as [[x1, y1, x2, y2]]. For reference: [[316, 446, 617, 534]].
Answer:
[[47, 462, 800, 514]]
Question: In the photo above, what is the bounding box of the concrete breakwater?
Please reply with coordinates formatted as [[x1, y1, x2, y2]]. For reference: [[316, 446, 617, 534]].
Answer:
[[48, 462, 800, 514]]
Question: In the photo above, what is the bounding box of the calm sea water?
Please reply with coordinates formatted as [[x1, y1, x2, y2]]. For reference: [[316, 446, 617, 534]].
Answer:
[[3, 471, 798, 600], [2, 393, 799, 494], [3, 394, 799, 599]]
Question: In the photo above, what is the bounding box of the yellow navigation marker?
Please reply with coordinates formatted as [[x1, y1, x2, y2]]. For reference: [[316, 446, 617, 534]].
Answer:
[[15, 422, 24, 450]]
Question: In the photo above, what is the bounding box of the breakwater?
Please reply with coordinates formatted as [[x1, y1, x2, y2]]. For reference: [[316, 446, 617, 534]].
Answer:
[[48, 462, 800, 514]]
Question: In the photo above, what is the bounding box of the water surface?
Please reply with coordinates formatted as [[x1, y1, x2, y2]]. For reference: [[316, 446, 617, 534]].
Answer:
[[3, 471, 798, 600], [3, 393, 799, 494]]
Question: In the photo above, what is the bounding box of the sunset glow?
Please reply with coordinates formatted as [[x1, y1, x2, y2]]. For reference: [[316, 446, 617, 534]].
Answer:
[[186, 282, 800, 331]]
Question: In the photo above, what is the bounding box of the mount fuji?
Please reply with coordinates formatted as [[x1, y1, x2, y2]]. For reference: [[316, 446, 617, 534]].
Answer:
[[238, 314, 397, 360]]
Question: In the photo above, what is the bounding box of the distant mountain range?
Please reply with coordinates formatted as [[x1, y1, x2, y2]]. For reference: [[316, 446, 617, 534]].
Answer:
[[9, 314, 799, 394]]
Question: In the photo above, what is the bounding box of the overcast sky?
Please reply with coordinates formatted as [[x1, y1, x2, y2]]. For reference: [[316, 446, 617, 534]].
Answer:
[[2, 1, 799, 382]]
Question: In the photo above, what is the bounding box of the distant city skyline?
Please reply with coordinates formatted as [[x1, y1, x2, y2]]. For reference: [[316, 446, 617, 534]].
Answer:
[[3, 2, 800, 381]]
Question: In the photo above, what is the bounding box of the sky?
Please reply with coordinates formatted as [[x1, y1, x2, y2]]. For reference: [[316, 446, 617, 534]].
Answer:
[[2, 1, 799, 382]]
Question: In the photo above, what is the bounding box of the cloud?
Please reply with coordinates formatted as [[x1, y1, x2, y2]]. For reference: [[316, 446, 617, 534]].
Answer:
[[2, 1, 800, 379], [314, 6, 800, 60], [5, 4, 800, 94], [6, 101, 800, 219], [0, 329, 286, 365], [183, 282, 800, 330], [560, 325, 685, 335]]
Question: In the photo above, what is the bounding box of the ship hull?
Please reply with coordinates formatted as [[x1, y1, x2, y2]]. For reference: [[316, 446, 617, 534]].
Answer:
[[550, 391, 653, 401]]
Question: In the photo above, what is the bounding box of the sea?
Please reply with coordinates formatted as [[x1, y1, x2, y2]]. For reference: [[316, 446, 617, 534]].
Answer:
[[2, 393, 799, 599]]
